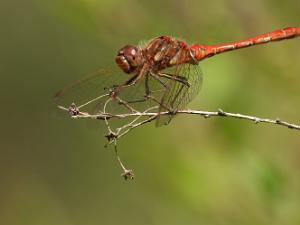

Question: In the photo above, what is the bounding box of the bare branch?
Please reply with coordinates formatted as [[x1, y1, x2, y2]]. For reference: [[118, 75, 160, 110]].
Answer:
[[58, 105, 300, 131], [57, 96, 300, 180]]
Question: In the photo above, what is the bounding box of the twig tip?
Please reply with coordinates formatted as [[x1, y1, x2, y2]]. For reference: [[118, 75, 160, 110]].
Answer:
[[121, 169, 134, 181]]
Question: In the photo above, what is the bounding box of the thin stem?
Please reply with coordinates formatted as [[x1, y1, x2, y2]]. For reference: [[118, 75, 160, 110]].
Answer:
[[114, 140, 134, 180], [59, 107, 300, 131], [57, 101, 300, 180], [103, 98, 114, 134], [78, 93, 110, 109]]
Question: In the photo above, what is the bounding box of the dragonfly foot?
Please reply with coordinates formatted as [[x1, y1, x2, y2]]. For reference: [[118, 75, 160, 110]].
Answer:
[[109, 85, 122, 99]]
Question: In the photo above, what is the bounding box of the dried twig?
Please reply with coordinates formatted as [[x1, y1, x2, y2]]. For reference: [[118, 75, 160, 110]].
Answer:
[[58, 105, 300, 131], [57, 92, 300, 180]]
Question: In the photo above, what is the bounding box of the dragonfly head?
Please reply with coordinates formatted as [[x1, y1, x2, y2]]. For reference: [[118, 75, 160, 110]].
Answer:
[[115, 45, 143, 74]]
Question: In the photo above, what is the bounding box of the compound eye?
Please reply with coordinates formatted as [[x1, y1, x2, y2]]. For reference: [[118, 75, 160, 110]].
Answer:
[[115, 45, 140, 74]]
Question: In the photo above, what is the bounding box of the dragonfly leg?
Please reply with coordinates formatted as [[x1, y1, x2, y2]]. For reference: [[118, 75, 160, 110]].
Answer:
[[112, 64, 152, 97], [122, 74, 150, 104], [144, 73, 151, 96], [111, 74, 139, 97], [156, 72, 191, 113], [157, 72, 190, 87], [148, 72, 175, 112], [123, 72, 171, 112], [125, 74, 159, 104], [149, 71, 170, 90]]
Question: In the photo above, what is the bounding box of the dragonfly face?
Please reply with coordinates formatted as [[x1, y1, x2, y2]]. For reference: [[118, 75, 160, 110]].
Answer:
[[115, 45, 143, 74]]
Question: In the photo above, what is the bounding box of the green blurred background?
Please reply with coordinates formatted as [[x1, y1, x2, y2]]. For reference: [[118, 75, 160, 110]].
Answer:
[[1, 0, 300, 224]]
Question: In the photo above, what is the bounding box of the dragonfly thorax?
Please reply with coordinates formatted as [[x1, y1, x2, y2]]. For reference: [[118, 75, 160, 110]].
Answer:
[[115, 45, 144, 74]]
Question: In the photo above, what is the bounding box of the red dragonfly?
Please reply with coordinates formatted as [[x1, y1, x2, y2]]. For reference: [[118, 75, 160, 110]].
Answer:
[[55, 27, 300, 125]]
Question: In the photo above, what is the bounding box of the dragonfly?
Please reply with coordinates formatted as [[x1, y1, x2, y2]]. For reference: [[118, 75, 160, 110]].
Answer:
[[55, 27, 300, 126]]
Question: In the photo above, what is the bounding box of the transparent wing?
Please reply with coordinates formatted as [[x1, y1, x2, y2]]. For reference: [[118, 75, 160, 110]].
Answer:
[[154, 64, 203, 126], [54, 68, 128, 114], [54, 64, 202, 128], [54, 67, 159, 119]]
